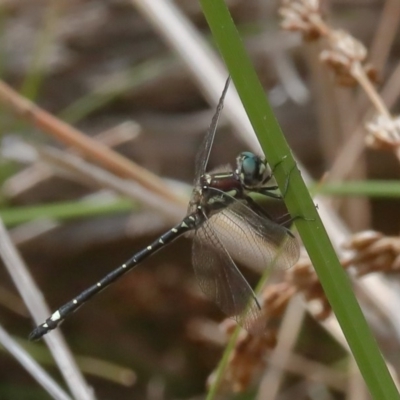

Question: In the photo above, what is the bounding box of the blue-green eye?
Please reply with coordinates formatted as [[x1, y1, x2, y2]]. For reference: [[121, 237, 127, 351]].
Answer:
[[237, 152, 269, 188]]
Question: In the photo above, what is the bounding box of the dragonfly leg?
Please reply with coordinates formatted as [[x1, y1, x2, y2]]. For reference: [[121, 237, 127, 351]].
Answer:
[[270, 156, 299, 198], [271, 155, 287, 174], [280, 164, 297, 198], [276, 209, 315, 224], [258, 186, 282, 199], [244, 196, 276, 220], [282, 163, 298, 197]]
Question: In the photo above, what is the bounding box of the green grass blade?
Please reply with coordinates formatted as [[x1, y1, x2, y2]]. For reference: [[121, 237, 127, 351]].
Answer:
[[0, 198, 135, 227], [316, 180, 400, 198], [200, 1, 399, 399], [20, 3, 60, 100], [59, 57, 173, 124]]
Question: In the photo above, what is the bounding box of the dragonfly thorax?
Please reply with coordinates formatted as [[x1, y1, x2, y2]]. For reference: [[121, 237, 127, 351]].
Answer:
[[236, 152, 272, 189], [199, 173, 242, 201]]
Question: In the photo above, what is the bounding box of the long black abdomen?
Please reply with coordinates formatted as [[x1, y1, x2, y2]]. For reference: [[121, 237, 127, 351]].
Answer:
[[29, 213, 198, 340]]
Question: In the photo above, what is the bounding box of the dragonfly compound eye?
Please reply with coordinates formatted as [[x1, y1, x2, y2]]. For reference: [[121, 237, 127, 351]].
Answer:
[[237, 152, 269, 188]]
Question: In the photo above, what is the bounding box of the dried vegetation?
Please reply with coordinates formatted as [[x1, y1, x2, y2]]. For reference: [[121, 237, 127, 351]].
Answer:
[[0, 0, 400, 399]]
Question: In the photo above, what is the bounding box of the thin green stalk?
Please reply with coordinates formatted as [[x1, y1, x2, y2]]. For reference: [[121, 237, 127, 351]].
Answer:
[[206, 252, 282, 400], [316, 180, 400, 198], [200, 1, 399, 399], [59, 57, 174, 124], [7, 339, 136, 386], [206, 327, 241, 400], [0, 198, 135, 227], [20, 3, 60, 100]]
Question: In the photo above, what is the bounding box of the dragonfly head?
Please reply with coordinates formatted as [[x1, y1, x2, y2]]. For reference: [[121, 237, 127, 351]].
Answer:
[[236, 152, 271, 189]]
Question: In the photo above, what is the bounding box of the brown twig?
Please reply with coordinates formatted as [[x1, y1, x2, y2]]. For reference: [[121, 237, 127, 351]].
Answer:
[[0, 80, 187, 208]]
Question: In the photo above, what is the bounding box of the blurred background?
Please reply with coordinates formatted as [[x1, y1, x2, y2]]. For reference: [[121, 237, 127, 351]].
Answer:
[[0, 0, 399, 399]]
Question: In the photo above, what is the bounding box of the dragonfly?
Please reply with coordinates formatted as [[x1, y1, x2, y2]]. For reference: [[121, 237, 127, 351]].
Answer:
[[30, 77, 299, 340]]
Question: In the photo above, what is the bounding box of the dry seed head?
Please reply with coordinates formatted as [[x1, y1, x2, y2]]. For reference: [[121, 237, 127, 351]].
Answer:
[[329, 29, 367, 62], [365, 115, 400, 150], [364, 63, 380, 84], [219, 318, 239, 336], [212, 231, 400, 392], [343, 230, 384, 250], [285, 256, 331, 320], [207, 330, 272, 393], [285, 252, 318, 291], [393, 254, 400, 270], [213, 284, 294, 392], [226, 335, 273, 392], [342, 231, 400, 275], [320, 29, 368, 86], [213, 253, 325, 392], [279, 0, 324, 40], [260, 282, 294, 318]]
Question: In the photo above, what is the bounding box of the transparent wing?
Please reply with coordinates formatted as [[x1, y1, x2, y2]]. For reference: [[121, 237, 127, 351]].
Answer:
[[193, 77, 231, 184], [193, 215, 266, 335], [209, 199, 300, 273]]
